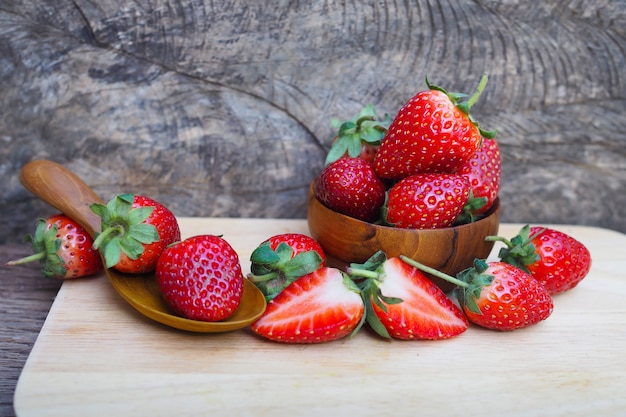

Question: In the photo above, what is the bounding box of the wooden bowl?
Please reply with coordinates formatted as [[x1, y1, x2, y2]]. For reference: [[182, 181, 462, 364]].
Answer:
[[307, 181, 501, 292]]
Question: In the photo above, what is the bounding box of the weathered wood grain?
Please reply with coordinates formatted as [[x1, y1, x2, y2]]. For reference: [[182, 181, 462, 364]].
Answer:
[[0, 244, 63, 417], [1, 0, 625, 244]]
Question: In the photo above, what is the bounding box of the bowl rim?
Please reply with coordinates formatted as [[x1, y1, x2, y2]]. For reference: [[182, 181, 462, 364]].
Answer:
[[307, 180, 501, 233]]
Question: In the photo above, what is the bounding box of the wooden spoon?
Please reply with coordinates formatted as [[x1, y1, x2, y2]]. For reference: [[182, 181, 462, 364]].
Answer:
[[20, 159, 266, 332]]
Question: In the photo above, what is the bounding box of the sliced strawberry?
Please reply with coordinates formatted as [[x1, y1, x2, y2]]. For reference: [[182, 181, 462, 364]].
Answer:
[[250, 267, 365, 344], [348, 252, 468, 340]]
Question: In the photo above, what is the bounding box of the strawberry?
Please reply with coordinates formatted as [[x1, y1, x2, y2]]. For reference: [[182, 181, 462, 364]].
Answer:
[[315, 157, 386, 222], [155, 235, 244, 322], [347, 251, 468, 340], [456, 137, 501, 218], [374, 74, 496, 179], [325, 104, 392, 166], [383, 173, 470, 229], [248, 233, 327, 301], [90, 193, 180, 274], [250, 267, 365, 343], [487, 225, 592, 295], [403, 257, 554, 331], [7, 214, 103, 279]]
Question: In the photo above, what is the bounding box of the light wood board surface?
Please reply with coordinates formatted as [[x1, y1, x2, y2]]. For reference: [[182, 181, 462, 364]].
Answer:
[[13, 219, 626, 417]]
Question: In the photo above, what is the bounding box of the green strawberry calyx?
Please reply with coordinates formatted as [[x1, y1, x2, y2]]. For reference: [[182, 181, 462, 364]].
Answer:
[[346, 250, 404, 340], [248, 242, 324, 301], [426, 73, 497, 139], [454, 190, 488, 225], [484, 224, 544, 273], [399, 256, 494, 315], [324, 104, 392, 165], [6, 218, 67, 277], [90, 194, 159, 268]]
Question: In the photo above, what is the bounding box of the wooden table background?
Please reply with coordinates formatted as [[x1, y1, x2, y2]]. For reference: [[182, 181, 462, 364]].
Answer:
[[1, 244, 62, 417]]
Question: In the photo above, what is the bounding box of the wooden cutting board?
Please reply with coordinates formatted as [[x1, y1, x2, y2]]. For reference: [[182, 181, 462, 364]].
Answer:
[[14, 219, 626, 417]]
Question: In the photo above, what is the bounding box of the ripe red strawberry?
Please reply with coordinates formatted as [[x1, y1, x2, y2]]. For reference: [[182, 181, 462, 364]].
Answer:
[[7, 214, 103, 279], [325, 104, 391, 166], [455, 260, 554, 331], [156, 235, 244, 322], [250, 267, 365, 343], [315, 157, 386, 222], [487, 225, 592, 295], [248, 233, 327, 301], [457, 137, 501, 217], [348, 252, 468, 340], [374, 75, 496, 179], [90, 193, 180, 274], [384, 173, 470, 229]]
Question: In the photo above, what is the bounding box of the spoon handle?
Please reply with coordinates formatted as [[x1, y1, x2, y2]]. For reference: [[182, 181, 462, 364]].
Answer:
[[20, 160, 104, 238]]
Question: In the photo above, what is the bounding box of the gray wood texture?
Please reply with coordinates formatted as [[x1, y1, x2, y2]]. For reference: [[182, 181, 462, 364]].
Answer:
[[1, 0, 625, 244]]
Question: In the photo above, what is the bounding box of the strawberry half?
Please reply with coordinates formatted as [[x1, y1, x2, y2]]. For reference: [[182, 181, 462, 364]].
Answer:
[[91, 194, 180, 274], [384, 173, 470, 229], [250, 267, 365, 344], [315, 157, 386, 222], [7, 214, 103, 279], [348, 251, 468, 340], [487, 225, 592, 295], [374, 74, 495, 179], [248, 233, 326, 301], [156, 235, 244, 322]]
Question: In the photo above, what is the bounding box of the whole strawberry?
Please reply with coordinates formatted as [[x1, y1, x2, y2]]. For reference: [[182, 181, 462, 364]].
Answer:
[[7, 214, 103, 279], [374, 74, 496, 179], [315, 157, 386, 222], [487, 225, 592, 295], [249, 233, 326, 301], [456, 260, 554, 331], [156, 235, 244, 322], [90, 194, 180, 274], [251, 267, 365, 343], [403, 257, 554, 331], [325, 104, 391, 166], [456, 137, 501, 217], [384, 173, 470, 229], [348, 251, 468, 340]]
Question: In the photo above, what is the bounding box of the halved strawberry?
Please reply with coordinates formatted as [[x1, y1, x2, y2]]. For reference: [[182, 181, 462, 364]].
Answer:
[[348, 251, 469, 340], [250, 267, 365, 344]]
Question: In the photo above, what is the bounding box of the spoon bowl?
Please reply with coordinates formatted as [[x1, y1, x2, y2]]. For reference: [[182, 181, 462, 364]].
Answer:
[[19, 159, 267, 332]]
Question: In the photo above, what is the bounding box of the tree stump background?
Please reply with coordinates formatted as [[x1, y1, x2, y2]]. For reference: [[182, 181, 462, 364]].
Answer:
[[1, 0, 625, 243]]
